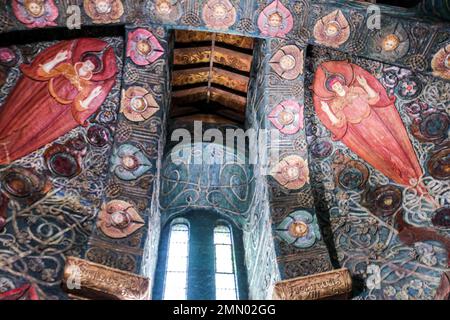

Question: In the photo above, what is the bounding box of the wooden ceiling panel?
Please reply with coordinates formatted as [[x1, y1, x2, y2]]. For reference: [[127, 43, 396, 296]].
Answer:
[[174, 46, 252, 72], [174, 30, 254, 49], [172, 67, 249, 92], [171, 30, 254, 125]]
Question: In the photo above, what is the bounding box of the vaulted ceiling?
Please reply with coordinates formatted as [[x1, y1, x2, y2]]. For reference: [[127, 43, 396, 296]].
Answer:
[[170, 30, 254, 125]]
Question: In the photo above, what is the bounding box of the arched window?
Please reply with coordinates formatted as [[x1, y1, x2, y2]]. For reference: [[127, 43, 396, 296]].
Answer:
[[153, 211, 248, 300], [163, 223, 189, 300], [214, 225, 238, 300]]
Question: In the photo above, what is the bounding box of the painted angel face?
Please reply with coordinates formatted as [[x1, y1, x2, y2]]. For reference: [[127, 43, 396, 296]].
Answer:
[[127, 29, 164, 66], [212, 4, 227, 19], [121, 154, 139, 170], [268, 100, 303, 135], [279, 110, 294, 125], [313, 10, 350, 48], [13, 0, 59, 28], [382, 34, 400, 52], [279, 54, 295, 71], [121, 86, 160, 122], [268, 12, 282, 27], [157, 1, 171, 14], [325, 22, 340, 37], [257, 0, 293, 37], [332, 81, 345, 96], [275, 210, 321, 249], [95, 0, 112, 14], [289, 221, 309, 237], [79, 60, 95, 77], [26, 1, 44, 17], [271, 155, 309, 190]]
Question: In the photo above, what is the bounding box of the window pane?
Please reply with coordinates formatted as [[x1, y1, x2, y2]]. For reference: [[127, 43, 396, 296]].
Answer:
[[215, 244, 233, 273], [164, 223, 189, 300], [214, 225, 238, 300], [214, 226, 232, 244]]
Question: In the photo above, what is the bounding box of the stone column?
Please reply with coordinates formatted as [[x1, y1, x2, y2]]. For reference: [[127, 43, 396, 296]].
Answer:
[[76, 25, 172, 299]]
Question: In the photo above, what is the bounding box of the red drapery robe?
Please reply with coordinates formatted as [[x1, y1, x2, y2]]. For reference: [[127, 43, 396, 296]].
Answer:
[[312, 61, 423, 188], [0, 38, 117, 165]]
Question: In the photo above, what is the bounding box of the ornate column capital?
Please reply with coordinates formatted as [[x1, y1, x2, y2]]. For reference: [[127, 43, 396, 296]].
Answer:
[[62, 257, 150, 300], [273, 268, 352, 300]]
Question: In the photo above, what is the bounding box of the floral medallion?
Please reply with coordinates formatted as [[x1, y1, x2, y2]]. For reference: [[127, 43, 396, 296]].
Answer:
[[1, 167, 50, 200], [44, 136, 87, 178], [427, 147, 450, 181], [202, 0, 236, 30], [271, 155, 309, 190], [0, 48, 18, 67], [364, 185, 403, 217], [153, 0, 182, 22], [126, 28, 164, 66], [257, 0, 293, 38], [310, 139, 333, 159], [98, 200, 145, 239], [269, 45, 303, 80], [268, 100, 304, 135], [120, 86, 160, 122], [313, 10, 350, 48], [432, 207, 450, 228], [83, 0, 124, 24], [12, 0, 58, 28], [395, 76, 423, 100], [110, 144, 152, 181], [86, 124, 111, 148], [276, 210, 321, 249]]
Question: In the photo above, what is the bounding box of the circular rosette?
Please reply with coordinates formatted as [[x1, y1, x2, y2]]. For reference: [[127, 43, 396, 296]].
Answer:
[[110, 144, 152, 181], [395, 76, 422, 100], [310, 139, 333, 159], [1, 167, 49, 199], [431, 44, 450, 80], [336, 160, 369, 190], [271, 155, 309, 190], [276, 210, 321, 249], [153, 0, 182, 22], [313, 10, 350, 48], [431, 207, 450, 228], [98, 200, 145, 239], [427, 147, 450, 181], [0, 48, 18, 67], [268, 100, 304, 135], [120, 86, 160, 122], [83, 0, 124, 24], [126, 28, 164, 66], [86, 124, 111, 147], [12, 0, 59, 29], [417, 113, 449, 142], [202, 0, 236, 30], [44, 143, 82, 178], [269, 45, 303, 80], [365, 185, 402, 217], [257, 0, 293, 37]]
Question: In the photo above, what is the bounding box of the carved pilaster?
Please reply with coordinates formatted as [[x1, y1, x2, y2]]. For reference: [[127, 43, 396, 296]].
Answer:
[[273, 268, 352, 300], [62, 256, 150, 300]]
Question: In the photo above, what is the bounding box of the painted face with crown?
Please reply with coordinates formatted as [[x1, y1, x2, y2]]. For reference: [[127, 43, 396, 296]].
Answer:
[[95, 0, 112, 14], [25, 0, 45, 17]]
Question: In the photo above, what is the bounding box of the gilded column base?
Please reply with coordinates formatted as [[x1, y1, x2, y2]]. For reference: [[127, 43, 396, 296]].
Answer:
[[62, 256, 150, 300], [273, 268, 352, 300]]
